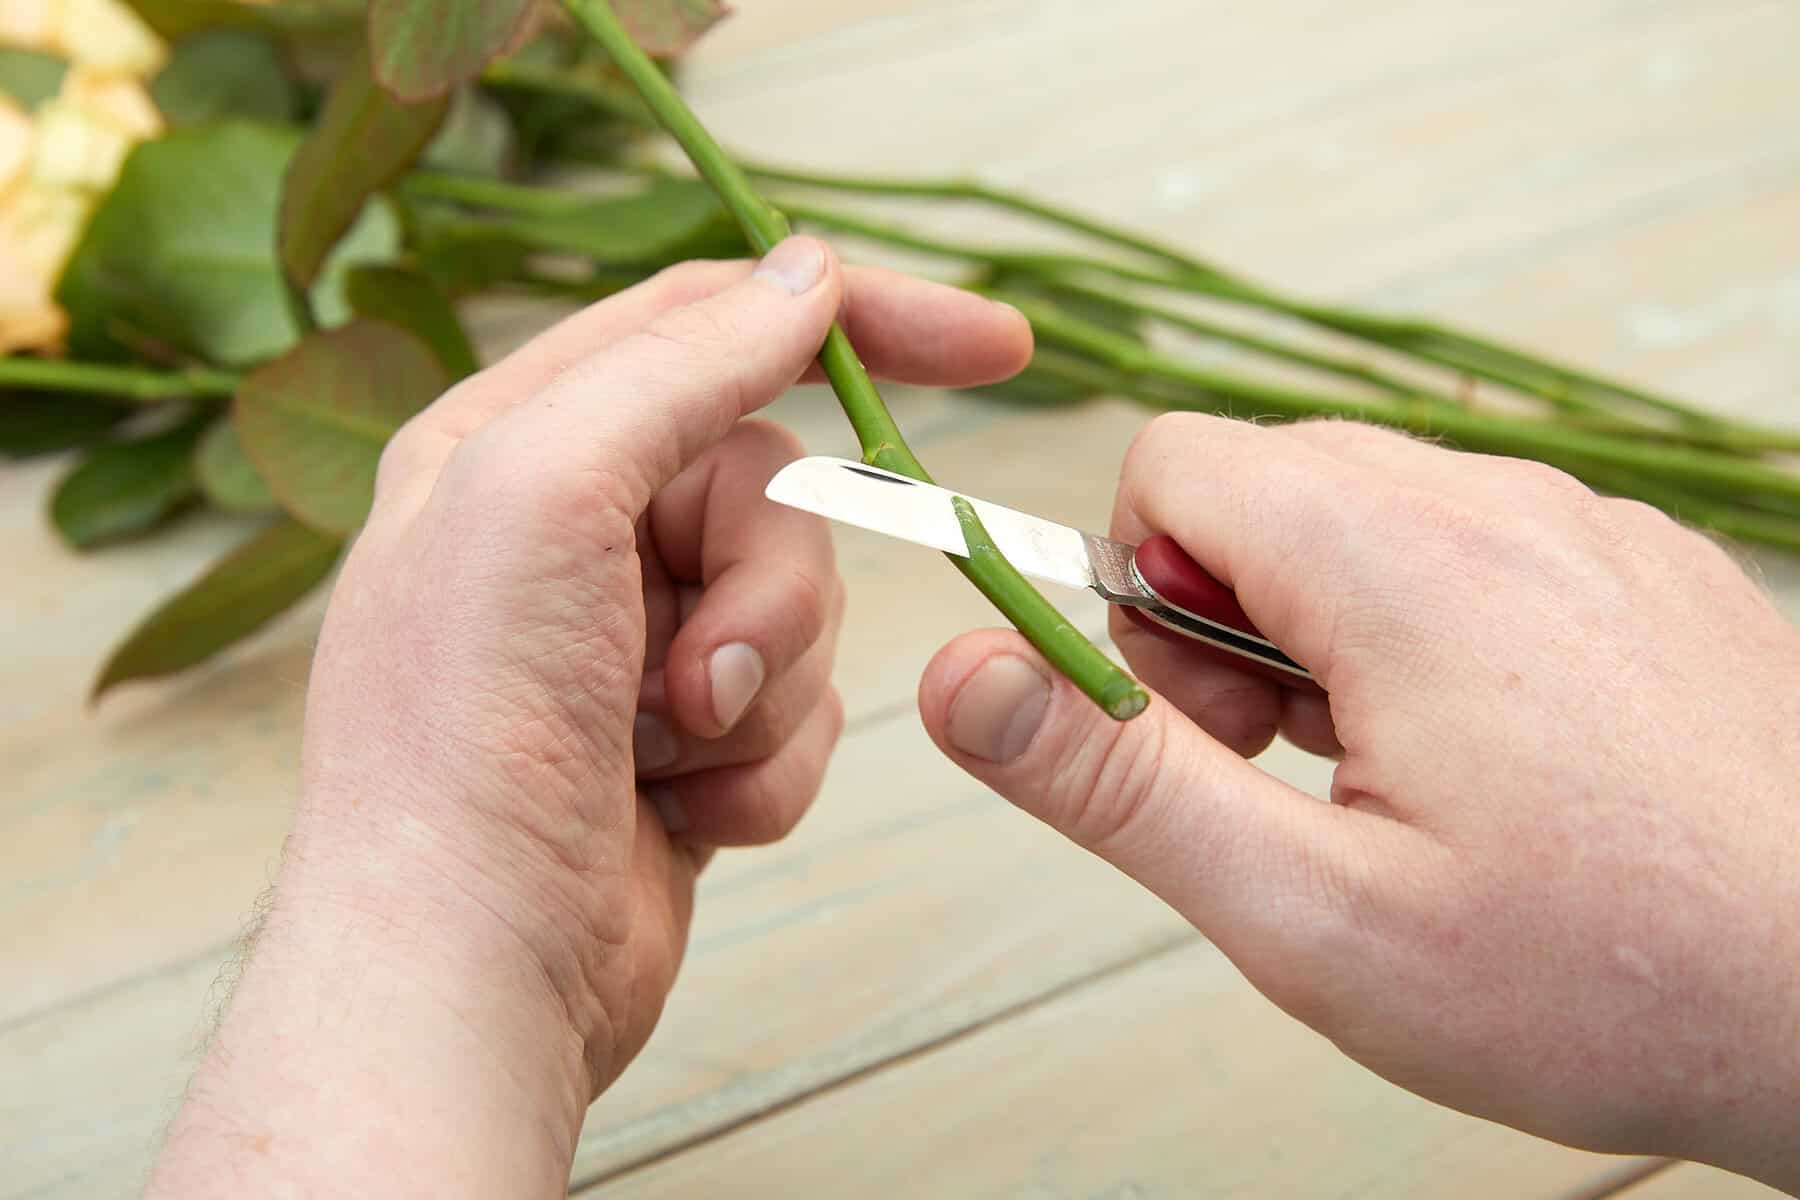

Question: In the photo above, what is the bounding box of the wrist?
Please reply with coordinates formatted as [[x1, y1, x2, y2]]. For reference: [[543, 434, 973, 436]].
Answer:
[[287, 773, 631, 1077], [150, 831, 598, 1198]]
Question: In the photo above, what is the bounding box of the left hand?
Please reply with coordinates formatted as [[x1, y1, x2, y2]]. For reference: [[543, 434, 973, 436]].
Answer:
[[147, 239, 1033, 1198]]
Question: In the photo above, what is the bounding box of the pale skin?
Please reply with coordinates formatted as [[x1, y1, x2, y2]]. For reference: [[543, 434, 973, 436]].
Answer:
[[146, 237, 1800, 1197]]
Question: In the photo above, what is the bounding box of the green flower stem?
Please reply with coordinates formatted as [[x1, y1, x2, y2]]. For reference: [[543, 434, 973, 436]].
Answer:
[[401, 170, 1800, 455], [401, 169, 590, 214], [775, 202, 1799, 437], [751, 168, 1738, 431], [1020, 277, 1440, 402], [1010, 282, 1800, 456], [952, 498, 1147, 719], [1021, 352, 1800, 553], [0, 356, 240, 403], [1016, 299, 1800, 508], [562, 0, 1144, 717], [1551, 413, 1800, 456], [744, 160, 1221, 281]]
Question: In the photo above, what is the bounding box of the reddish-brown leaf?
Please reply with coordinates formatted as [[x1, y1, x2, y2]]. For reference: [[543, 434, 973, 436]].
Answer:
[[613, 0, 730, 56], [369, 0, 548, 101], [92, 517, 342, 701], [234, 321, 448, 535], [280, 44, 449, 292]]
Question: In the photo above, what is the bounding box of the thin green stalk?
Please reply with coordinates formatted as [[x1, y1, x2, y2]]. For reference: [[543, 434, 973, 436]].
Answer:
[[953, 499, 1146, 719], [752, 167, 1734, 431], [0, 356, 241, 403], [776, 202, 1800, 438], [398, 170, 1800, 461], [1020, 351, 1800, 553], [745, 160, 1229, 282], [1010, 277, 1439, 402], [402, 170, 591, 215], [1014, 300, 1800, 507], [1552, 413, 1800, 456], [1013, 282, 1800, 456], [563, 0, 1144, 717]]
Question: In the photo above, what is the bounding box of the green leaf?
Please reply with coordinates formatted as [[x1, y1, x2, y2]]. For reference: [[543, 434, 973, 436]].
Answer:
[[422, 86, 515, 176], [150, 29, 298, 126], [0, 393, 132, 458], [281, 47, 449, 293], [345, 264, 479, 378], [56, 121, 401, 367], [370, 0, 543, 102], [194, 417, 276, 512], [614, 0, 729, 57], [486, 176, 722, 262], [234, 320, 448, 534], [50, 416, 206, 549], [92, 516, 342, 700], [413, 220, 537, 296], [0, 46, 68, 107]]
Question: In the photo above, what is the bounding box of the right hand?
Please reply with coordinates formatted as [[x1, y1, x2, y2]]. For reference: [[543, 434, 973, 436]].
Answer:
[[917, 414, 1800, 1191]]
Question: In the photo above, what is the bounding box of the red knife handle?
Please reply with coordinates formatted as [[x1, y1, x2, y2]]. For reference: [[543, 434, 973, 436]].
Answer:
[[1122, 535, 1320, 692]]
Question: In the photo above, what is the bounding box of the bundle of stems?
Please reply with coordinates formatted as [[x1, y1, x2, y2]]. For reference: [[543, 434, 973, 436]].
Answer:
[[8, 0, 1796, 710], [390, 160, 1800, 557]]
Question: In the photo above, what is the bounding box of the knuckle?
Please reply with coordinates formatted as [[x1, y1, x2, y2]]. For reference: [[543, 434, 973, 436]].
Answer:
[[734, 780, 805, 843], [441, 422, 641, 554], [1053, 718, 1170, 855], [729, 694, 802, 758], [647, 257, 735, 293], [1210, 689, 1283, 758], [1127, 411, 1213, 472], [734, 416, 806, 460], [1383, 487, 1507, 565], [1497, 456, 1592, 501], [1287, 416, 1405, 454], [373, 417, 438, 497], [823, 687, 847, 743], [641, 300, 741, 364], [776, 563, 833, 646]]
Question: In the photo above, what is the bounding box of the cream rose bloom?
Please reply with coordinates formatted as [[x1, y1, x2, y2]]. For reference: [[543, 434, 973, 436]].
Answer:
[[1, 0, 165, 352], [0, 0, 165, 76]]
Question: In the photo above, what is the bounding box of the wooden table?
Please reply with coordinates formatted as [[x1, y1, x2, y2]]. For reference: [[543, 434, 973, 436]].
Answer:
[[5, 1, 1798, 1195]]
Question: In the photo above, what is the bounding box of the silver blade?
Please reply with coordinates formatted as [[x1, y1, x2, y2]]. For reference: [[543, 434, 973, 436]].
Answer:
[[765, 457, 1099, 592]]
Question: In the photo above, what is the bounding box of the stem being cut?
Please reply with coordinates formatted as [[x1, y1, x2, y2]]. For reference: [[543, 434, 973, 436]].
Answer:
[[562, 0, 1146, 719]]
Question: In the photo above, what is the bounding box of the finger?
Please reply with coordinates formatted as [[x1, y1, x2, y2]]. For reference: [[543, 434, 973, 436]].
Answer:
[[415, 236, 845, 521], [1280, 689, 1343, 758], [611, 795, 702, 1080], [634, 614, 841, 779], [1114, 413, 1388, 674], [415, 259, 1029, 441], [917, 628, 1407, 995], [1284, 418, 1595, 506], [1108, 606, 1284, 759], [648, 689, 844, 846], [650, 420, 839, 736], [638, 515, 681, 672], [795, 262, 1031, 387]]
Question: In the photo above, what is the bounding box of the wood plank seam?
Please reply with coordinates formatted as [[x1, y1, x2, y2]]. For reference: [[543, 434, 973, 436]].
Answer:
[[570, 930, 1202, 1193], [1554, 1158, 1678, 1200]]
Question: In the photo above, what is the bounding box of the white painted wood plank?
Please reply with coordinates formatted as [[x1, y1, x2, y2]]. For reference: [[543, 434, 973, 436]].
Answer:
[[1619, 1163, 1790, 1199], [5, 1, 1798, 1197], [578, 942, 1654, 1199]]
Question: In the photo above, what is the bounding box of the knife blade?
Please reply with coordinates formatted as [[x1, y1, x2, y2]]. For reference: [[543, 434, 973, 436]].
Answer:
[[764, 456, 1316, 687]]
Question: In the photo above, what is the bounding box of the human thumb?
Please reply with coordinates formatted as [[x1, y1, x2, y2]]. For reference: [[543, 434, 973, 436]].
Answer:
[[918, 628, 1376, 972]]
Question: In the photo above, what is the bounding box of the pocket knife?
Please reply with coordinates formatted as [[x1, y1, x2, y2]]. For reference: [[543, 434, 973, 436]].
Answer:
[[764, 456, 1316, 690]]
